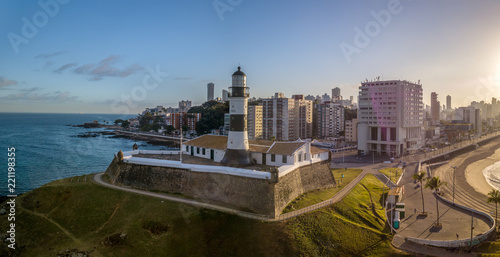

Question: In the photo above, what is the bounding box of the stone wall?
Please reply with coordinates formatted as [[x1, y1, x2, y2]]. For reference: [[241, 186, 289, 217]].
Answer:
[[105, 157, 335, 216], [273, 161, 336, 215]]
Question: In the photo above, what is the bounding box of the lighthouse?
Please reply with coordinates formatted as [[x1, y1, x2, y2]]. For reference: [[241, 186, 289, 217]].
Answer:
[[221, 66, 254, 166]]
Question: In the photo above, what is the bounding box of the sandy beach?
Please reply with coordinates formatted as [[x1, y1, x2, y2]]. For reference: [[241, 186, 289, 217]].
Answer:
[[434, 139, 500, 197], [464, 147, 500, 195]]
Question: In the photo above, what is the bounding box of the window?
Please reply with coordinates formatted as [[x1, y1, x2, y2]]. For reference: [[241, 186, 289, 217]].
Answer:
[[186, 145, 189, 152], [271, 154, 275, 162], [282, 155, 287, 163], [298, 153, 302, 162], [202, 148, 206, 155], [197, 147, 200, 154]]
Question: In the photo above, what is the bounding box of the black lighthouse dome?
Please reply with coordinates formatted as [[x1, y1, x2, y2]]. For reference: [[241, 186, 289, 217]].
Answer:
[[232, 66, 246, 76]]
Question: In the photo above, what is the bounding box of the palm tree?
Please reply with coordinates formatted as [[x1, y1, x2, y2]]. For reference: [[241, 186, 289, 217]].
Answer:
[[412, 171, 427, 215], [425, 176, 447, 226], [487, 189, 500, 232]]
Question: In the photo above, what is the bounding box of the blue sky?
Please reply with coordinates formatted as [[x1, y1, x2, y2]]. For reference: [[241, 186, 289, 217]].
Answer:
[[1, 0, 500, 114]]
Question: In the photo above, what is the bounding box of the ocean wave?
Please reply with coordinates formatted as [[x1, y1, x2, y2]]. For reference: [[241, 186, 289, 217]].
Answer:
[[483, 161, 500, 190]]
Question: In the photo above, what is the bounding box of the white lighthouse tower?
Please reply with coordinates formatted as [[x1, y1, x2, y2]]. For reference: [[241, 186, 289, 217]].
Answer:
[[221, 66, 254, 166]]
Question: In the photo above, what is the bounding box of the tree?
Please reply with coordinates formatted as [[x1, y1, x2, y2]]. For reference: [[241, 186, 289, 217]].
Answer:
[[487, 189, 500, 232], [139, 113, 154, 128], [425, 176, 447, 226], [345, 108, 357, 120], [412, 171, 427, 215], [182, 125, 189, 133], [164, 125, 175, 135], [188, 101, 229, 135], [114, 119, 123, 125], [121, 120, 130, 128]]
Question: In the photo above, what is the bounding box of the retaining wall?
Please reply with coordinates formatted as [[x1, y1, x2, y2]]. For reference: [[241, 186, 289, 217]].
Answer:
[[105, 152, 335, 216]]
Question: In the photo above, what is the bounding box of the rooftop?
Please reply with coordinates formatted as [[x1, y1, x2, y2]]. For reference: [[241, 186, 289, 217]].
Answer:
[[184, 135, 328, 156]]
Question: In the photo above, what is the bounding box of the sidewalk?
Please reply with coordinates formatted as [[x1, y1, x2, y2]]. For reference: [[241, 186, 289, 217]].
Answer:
[[393, 163, 492, 245]]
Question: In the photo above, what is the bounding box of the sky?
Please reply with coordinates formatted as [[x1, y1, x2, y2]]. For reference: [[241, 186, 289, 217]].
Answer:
[[1, 0, 500, 114]]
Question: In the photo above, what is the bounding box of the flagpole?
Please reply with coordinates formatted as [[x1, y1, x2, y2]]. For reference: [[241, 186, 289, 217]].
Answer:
[[180, 126, 183, 163]]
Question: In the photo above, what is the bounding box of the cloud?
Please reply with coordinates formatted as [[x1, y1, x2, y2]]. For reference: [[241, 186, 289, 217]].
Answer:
[[73, 55, 143, 81], [20, 87, 42, 92], [35, 51, 67, 59], [0, 76, 19, 88], [44, 60, 55, 68], [54, 63, 78, 73], [0, 91, 78, 102]]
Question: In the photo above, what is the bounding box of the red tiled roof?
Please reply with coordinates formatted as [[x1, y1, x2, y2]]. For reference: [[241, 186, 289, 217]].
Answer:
[[184, 135, 227, 150], [185, 135, 315, 156], [311, 146, 329, 154], [267, 142, 307, 155]]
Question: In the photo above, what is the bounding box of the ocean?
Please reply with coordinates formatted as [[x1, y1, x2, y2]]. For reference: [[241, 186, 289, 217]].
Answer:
[[0, 113, 174, 196], [483, 161, 500, 191]]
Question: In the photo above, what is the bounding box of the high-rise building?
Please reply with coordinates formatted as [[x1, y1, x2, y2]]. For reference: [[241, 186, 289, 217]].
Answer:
[[332, 87, 341, 103], [446, 95, 451, 110], [357, 80, 423, 156], [165, 112, 201, 131], [222, 89, 229, 101], [207, 82, 215, 102], [345, 118, 358, 142], [321, 93, 331, 103], [262, 95, 313, 141], [317, 102, 344, 139], [293, 95, 313, 140], [332, 87, 341, 97], [248, 105, 263, 140], [431, 92, 439, 122], [179, 100, 192, 113], [455, 107, 482, 133], [263, 97, 295, 141], [305, 95, 316, 101]]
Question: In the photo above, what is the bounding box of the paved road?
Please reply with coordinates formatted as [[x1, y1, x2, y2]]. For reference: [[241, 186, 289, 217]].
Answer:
[[393, 162, 492, 252], [93, 155, 495, 256]]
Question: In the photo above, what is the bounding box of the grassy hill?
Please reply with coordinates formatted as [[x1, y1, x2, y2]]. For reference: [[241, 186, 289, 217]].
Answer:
[[0, 174, 409, 257]]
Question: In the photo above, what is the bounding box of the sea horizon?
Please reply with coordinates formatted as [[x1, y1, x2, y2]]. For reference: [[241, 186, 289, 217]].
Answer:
[[0, 113, 174, 196]]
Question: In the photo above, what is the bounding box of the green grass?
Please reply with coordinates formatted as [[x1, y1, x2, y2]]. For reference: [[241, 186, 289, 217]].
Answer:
[[478, 241, 500, 256], [282, 168, 363, 213], [287, 174, 409, 256], [379, 168, 403, 184], [0, 173, 407, 257]]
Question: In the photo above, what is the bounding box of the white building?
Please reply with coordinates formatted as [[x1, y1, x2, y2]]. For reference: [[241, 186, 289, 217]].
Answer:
[[357, 80, 423, 156], [317, 102, 344, 139], [345, 118, 358, 142], [262, 94, 313, 141], [183, 135, 329, 166]]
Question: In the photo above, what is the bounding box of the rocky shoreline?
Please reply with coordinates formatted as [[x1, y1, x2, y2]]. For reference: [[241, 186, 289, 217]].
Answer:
[[71, 124, 180, 148]]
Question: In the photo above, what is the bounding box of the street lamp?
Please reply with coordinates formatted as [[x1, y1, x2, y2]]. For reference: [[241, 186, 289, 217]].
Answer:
[[451, 165, 457, 204]]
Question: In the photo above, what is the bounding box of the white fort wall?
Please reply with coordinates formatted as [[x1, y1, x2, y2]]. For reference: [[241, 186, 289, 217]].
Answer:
[[107, 150, 335, 216]]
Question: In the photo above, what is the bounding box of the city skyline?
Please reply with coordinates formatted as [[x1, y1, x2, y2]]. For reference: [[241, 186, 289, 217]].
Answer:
[[1, 0, 500, 114]]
